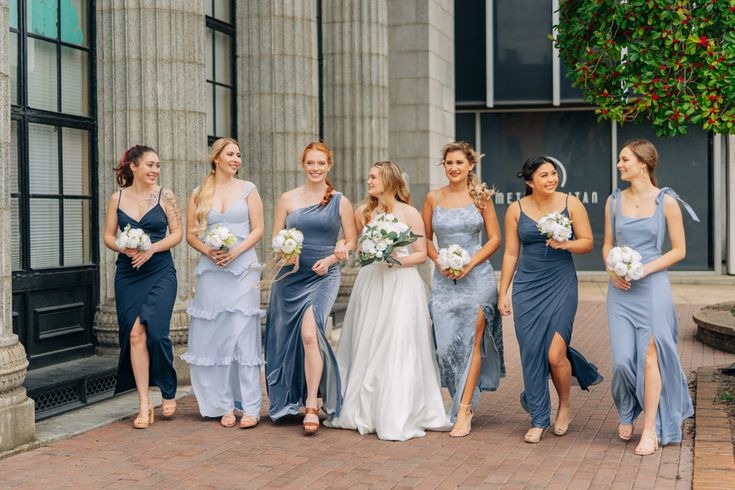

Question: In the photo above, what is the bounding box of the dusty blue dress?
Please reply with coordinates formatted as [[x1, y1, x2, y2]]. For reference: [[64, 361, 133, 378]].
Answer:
[[114, 188, 177, 399], [513, 195, 603, 429], [264, 193, 343, 420], [182, 182, 265, 418], [430, 203, 505, 422], [607, 187, 698, 445]]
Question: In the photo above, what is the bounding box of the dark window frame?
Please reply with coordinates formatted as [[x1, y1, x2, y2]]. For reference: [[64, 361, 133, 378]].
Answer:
[[205, 0, 237, 146], [10, 0, 98, 273]]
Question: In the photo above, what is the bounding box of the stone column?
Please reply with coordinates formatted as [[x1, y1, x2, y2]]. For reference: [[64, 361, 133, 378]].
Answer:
[[0, 2, 35, 453], [236, 0, 320, 260], [94, 1, 207, 383], [388, 0, 455, 204], [322, 0, 389, 205], [728, 135, 735, 275]]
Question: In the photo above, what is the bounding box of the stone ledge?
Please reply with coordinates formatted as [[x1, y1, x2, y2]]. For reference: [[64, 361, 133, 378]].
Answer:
[[693, 366, 735, 490], [694, 303, 735, 354]]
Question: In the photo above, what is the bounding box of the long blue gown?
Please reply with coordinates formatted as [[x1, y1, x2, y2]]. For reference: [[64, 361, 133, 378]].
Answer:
[[607, 187, 698, 445], [430, 203, 505, 422], [264, 193, 343, 420], [512, 195, 602, 429], [114, 188, 177, 399]]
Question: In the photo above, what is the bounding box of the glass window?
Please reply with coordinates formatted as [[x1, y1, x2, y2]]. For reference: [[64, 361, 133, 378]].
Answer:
[[454, 0, 486, 105], [493, 0, 552, 104], [10, 32, 18, 105], [205, 2, 236, 142], [11, 198, 21, 271], [455, 113, 476, 149], [63, 200, 91, 266], [213, 0, 231, 23], [617, 124, 712, 270], [28, 123, 59, 195], [560, 60, 584, 102], [480, 110, 612, 270], [28, 0, 58, 39], [27, 37, 58, 112], [60, 0, 87, 46], [60, 46, 89, 116], [30, 198, 60, 269], [10, 0, 18, 29]]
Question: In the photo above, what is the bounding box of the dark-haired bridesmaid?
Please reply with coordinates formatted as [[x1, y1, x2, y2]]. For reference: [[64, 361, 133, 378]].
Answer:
[[103, 146, 182, 428], [498, 156, 602, 443], [264, 142, 357, 433]]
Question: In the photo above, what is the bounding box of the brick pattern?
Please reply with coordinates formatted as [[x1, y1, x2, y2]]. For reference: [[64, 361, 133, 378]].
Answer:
[[0, 302, 733, 488]]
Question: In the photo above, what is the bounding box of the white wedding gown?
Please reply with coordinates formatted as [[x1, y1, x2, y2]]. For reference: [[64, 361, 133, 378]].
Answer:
[[325, 247, 451, 441]]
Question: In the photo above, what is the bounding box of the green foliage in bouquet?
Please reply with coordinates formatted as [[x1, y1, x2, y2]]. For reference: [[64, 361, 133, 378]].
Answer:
[[356, 217, 422, 268], [553, 0, 735, 136]]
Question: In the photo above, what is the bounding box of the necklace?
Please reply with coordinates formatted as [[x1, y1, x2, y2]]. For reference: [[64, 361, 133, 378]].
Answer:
[[215, 178, 236, 189], [628, 189, 654, 208]]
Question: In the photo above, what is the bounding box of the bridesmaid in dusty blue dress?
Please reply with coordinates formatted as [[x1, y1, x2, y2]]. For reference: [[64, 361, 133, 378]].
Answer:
[[264, 142, 357, 433], [182, 138, 265, 429], [498, 156, 602, 443], [422, 142, 505, 438], [604, 139, 698, 456], [103, 145, 183, 428]]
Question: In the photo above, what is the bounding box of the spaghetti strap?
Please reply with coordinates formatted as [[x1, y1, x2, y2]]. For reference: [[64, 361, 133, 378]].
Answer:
[[517, 198, 523, 212], [117, 190, 123, 209], [565, 193, 570, 209], [157, 186, 164, 203]]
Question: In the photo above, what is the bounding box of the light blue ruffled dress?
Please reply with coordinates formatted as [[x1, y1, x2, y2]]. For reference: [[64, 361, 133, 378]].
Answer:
[[607, 187, 698, 445], [182, 181, 265, 419], [430, 202, 505, 422]]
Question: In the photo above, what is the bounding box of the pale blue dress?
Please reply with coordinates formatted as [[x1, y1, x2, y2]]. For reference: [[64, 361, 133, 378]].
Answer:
[[182, 181, 265, 419], [430, 202, 505, 422], [607, 187, 698, 445]]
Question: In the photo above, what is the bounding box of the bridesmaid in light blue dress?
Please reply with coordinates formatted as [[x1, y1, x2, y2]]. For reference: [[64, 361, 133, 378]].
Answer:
[[264, 142, 357, 433], [422, 142, 505, 438], [182, 138, 265, 429], [498, 156, 603, 444], [604, 139, 698, 456]]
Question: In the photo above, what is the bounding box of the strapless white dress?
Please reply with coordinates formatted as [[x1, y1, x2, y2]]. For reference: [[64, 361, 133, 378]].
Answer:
[[325, 246, 451, 441]]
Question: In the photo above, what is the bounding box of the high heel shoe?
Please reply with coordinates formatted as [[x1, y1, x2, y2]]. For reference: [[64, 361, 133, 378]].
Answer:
[[634, 432, 659, 456], [302, 407, 320, 434], [450, 403, 474, 438], [240, 415, 259, 429], [617, 423, 634, 441], [161, 399, 177, 418], [524, 427, 548, 444], [133, 401, 154, 429]]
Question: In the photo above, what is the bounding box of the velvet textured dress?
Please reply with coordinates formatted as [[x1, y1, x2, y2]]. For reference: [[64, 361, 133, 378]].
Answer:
[[607, 187, 698, 445], [114, 187, 177, 399], [512, 195, 603, 429], [264, 193, 343, 420]]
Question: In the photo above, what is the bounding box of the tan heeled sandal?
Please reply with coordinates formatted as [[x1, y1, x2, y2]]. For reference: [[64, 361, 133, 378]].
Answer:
[[220, 412, 237, 428], [450, 403, 474, 438], [524, 427, 548, 444], [302, 407, 320, 434], [133, 401, 154, 429], [240, 415, 258, 429], [618, 423, 634, 441], [161, 399, 177, 418], [635, 432, 659, 456]]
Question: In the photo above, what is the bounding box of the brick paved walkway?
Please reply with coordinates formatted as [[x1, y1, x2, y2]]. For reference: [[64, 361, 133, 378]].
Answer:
[[1, 302, 733, 489]]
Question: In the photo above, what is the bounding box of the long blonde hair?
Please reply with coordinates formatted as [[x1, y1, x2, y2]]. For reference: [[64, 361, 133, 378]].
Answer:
[[622, 139, 658, 186], [361, 161, 411, 224], [441, 141, 494, 208], [301, 142, 335, 206], [192, 138, 240, 235]]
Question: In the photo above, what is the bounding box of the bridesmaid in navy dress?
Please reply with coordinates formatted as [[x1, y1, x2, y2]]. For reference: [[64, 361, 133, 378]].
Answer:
[[422, 142, 505, 438], [498, 156, 602, 443], [103, 145, 183, 428], [604, 139, 697, 455], [264, 142, 357, 433]]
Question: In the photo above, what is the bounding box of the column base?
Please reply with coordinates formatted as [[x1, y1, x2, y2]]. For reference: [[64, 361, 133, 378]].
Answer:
[[0, 387, 35, 452]]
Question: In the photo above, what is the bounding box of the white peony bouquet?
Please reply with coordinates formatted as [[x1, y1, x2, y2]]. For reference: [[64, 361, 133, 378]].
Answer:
[[537, 212, 573, 242], [437, 244, 472, 283], [357, 212, 420, 267], [272, 228, 304, 260], [115, 224, 152, 251], [203, 225, 237, 251], [606, 245, 646, 281]]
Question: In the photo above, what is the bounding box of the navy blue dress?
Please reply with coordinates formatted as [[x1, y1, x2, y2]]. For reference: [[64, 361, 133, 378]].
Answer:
[[114, 188, 178, 399], [264, 193, 343, 420], [512, 196, 602, 428]]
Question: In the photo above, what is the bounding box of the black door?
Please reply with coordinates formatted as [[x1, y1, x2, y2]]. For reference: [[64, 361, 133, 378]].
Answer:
[[9, 0, 98, 369]]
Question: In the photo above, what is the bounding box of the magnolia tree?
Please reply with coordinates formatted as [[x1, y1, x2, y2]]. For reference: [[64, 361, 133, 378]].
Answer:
[[554, 0, 735, 136]]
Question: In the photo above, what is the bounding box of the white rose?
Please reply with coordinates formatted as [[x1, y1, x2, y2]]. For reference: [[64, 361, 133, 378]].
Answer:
[[552, 224, 570, 242], [437, 254, 450, 269], [461, 251, 471, 265], [140, 235, 152, 251], [621, 247, 633, 264], [215, 226, 231, 240], [375, 250, 383, 258], [383, 213, 396, 222], [281, 238, 297, 254], [613, 262, 629, 277], [290, 229, 304, 243], [449, 255, 464, 271], [631, 250, 642, 262], [360, 239, 377, 254], [272, 234, 286, 250], [393, 221, 409, 233], [208, 234, 223, 249], [628, 262, 645, 280], [128, 227, 144, 239], [126, 235, 141, 249], [376, 239, 388, 251]]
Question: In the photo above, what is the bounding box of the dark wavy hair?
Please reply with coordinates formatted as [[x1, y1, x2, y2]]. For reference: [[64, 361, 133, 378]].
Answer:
[[516, 156, 558, 196], [113, 145, 157, 187]]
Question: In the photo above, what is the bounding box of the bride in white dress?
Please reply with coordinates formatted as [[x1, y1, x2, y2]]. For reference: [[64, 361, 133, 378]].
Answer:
[[325, 161, 450, 441]]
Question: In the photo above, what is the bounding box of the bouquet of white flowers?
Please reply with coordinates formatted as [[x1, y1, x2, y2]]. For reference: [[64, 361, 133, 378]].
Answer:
[[606, 245, 645, 281], [272, 228, 304, 261], [437, 244, 471, 283], [203, 225, 237, 251], [537, 212, 573, 242], [357, 213, 420, 267], [115, 224, 152, 251]]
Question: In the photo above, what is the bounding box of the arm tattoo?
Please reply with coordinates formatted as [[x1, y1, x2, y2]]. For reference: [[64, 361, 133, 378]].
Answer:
[[161, 189, 182, 232]]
